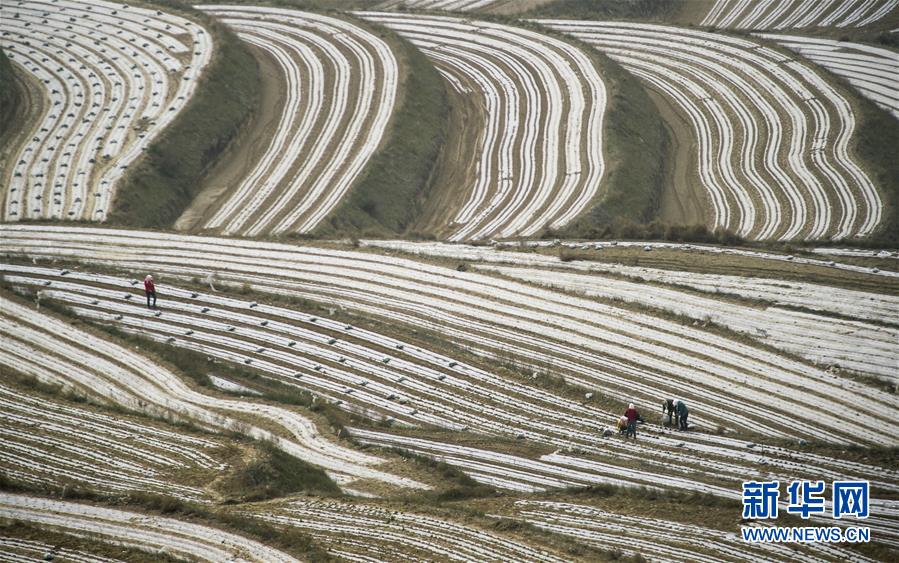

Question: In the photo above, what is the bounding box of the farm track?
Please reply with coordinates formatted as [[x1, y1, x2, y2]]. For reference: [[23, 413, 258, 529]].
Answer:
[[2, 226, 897, 449], [192, 6, 397, 236], [0, 0, 211, 222], [538, 20, 883, 241], [355, 12, 606, 241], [0, 493, 298, 562], [0, 289, 425, 493], [702, 0, 899, 29], [761, 34, 899, 121], [0, 380, 222, 502]]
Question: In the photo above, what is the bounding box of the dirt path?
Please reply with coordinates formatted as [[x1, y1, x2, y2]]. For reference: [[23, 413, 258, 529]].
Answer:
[[648, 89, 708, 228], [174, 43, 286, 232]]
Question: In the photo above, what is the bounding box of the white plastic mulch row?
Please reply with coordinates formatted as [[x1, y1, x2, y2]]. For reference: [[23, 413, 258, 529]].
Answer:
[[760, 34, 899, 120], [0, 537, 120, 563], [355, 12, 606, 241], [0, 0, 211, 222], [364, 239, 899, 325], [3, 226, 897, 450], [701, 0, 899, 29], [0, 493, 297, 563], [0, 293, 426, 491], [192, 6, 397, 236], [0, 381, 218, 502], [475, 264, 899, 380], [538, 20, 882, 241], [365, 238, 899, 278], [251, 498, 567, 562], [510, 500, 877, 563], [14, 267, 896, 505], [373, 0, 505, 12], [1, 268, 614, 452]]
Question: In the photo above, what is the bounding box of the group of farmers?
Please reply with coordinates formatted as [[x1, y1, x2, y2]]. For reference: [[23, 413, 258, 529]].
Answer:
[[617, 399, 689, 439]]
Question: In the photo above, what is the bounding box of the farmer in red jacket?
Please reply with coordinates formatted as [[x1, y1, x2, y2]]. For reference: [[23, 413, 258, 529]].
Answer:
[[623, 403, 644, 440], [144, 274, 156, 309]]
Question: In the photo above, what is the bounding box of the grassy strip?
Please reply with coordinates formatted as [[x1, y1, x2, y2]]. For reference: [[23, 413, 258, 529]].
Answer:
[[0, 48, 21, 140], [524, 0, 679, 21], [106, 2, 260, 228], [217, 441, 340, 501], [314, 21, 448, 237]]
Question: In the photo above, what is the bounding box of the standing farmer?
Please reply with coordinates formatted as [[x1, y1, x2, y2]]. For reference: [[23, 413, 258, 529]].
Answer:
[[144, 274, 156, 309], [624, 403, 643, 440], [676, 400, 689, 430], [663, 399, 676, 426]]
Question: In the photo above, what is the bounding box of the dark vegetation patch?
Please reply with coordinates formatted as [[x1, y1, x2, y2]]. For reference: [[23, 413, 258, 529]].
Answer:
[[216, 441, 340, 501], [525, 0, 678, 20], [0, 48, 22, 140], [107, 2, 261, 227]]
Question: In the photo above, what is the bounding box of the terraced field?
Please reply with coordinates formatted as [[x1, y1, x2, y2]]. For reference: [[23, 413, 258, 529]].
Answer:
[[702, 0, 899, 29], [356, 12, 606, 240], [0, 0, 211, 222], [4, 226, 897, 447], [539, 20, 883, 241], [0, 289, 423, 495], [0, 380, 223, 502], [761, 34, 899, 120], [186, 6, 397, 236]]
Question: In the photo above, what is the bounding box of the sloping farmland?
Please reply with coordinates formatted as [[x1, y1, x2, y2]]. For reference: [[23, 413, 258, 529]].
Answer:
[[356, 12, 607, 241], [188, 5, 397, 237], [538, 20, 883, 241], [701, 0, 899, 29], [0, 0, 211, 222], [760, 34, 899, 120]]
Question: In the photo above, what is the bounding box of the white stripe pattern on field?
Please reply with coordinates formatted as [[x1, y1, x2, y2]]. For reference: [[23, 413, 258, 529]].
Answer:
[[702, 0, 899, 29], [0, 493, 298, 563], [0, 0, 212, 222], [193, 5, 397, 236], [760, 34, 899, 120], [0, 293, 427, 492], [356, 12, 607, 241], [538, 20, 882, 241], [2, 226, 898, 450], [374, 0, 506, 12], [252, 498, 567, 562]]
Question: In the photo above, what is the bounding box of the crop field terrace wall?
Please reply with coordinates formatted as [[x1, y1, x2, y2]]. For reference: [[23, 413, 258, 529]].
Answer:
[[0, 0, 212, 222]]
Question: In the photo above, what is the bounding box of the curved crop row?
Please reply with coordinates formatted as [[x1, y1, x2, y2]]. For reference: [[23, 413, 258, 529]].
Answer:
[[3, 226, 897, 450], [0, 537, 119, 563], [538, 20, 883, 241], [0, 292, 425, 492], [15, 265, 899, 511], [0, 0, 211, 222], [194, 6, 397, 236], [761, 34, 899, 120], [0, 493, 297, 562], [356, 12, 606, 241], [374, 0, 505, 11], [252, 498, 567, 562], [701, 0, 899, 29]]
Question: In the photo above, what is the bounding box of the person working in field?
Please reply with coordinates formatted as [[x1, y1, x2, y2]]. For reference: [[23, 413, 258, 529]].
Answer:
[[676, 399, 689, 431], [623, 403, 644, 439], [663, 398, 677, 426], [144, 274, 157, 309]]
